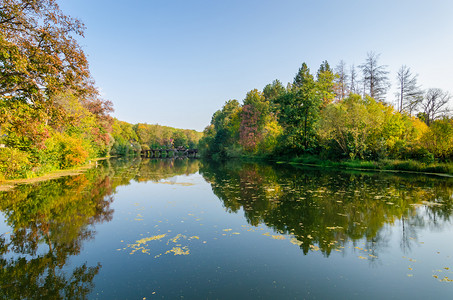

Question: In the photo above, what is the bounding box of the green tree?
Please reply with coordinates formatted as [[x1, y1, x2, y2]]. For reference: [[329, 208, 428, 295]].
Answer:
[[316, 60, 337, 106], [275, 63, 321, 153]]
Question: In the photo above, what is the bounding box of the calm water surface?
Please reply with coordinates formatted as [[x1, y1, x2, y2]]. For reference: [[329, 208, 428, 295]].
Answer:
[[1, 158, 453, 299]]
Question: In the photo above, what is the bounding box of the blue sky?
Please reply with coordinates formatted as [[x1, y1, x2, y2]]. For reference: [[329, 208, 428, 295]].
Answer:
[[59, 0, 453, 131]]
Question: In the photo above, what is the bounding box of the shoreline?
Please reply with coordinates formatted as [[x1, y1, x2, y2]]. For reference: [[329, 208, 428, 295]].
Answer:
[[227, 154, 453, 177]]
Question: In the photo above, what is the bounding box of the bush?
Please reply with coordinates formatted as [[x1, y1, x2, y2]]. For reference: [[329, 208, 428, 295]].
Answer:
[[44, 133, 89, 169], [0, 148, 31, 179]]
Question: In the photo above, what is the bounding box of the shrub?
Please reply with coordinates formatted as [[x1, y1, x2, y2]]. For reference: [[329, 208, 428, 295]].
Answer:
[[0, 148, 31, 179]]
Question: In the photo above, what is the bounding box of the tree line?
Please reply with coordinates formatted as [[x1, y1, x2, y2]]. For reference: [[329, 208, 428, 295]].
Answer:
[[199, 53, 453, 163], [111, 119, 202, 156]]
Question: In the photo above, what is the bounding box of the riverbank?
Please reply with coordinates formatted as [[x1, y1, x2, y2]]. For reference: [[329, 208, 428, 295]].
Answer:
[[234, 154, 453, 177], [0, 158, 106, 192]]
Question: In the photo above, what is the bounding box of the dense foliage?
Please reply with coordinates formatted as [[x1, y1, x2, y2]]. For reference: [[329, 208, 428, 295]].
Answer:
[[110, 119, 202, 156], [0, 0, 114, 179], [200, 57, 453, 164]]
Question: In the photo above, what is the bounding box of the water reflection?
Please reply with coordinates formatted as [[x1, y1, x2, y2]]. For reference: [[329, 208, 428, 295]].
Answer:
[[1, 158, 453, 298], [0, 158, 199, 299], [199, 160, 453, 256]]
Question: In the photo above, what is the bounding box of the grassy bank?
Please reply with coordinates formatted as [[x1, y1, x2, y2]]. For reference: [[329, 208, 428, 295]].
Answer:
[[270, 155, 453, 176]]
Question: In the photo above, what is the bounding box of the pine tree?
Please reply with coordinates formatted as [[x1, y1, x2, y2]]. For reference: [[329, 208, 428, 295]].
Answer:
[[293, 63, 314, 89]]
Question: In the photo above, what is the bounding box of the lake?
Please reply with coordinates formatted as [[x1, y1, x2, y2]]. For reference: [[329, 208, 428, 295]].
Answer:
[[1, 158, 453, 299]]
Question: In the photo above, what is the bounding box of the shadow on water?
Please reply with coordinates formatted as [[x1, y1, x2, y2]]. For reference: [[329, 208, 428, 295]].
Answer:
[[199, 159, 453, 257], [0, 158, 199, 299]]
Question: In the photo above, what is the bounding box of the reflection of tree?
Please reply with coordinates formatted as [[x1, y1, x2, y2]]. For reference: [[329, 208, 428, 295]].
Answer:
[[200, 160, 453, 257], [0, 170, 113, 298], [0, 157, 200, 299]]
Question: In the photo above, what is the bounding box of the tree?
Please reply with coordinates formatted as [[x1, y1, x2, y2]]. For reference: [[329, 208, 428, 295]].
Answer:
[[395, 65, 423, 114], [263, 79, 285, 102], [421, 117, 453, 160], [316, 60, 336, 106], [359, 52, 390, 101], [334, 60, 349, 101], [293, 62, 313, 89], [0, 0, 92, 102], [420, 88, 451, 126], [276, 65, 321, 153], [349, 64, 360, 95], [239, 90, 268, 152]]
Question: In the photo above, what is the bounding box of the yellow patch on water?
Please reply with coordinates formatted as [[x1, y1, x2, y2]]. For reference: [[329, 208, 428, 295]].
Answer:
[[165, 246, 190, 255], [158, 181, 194, 186], [135, 234, 166, 245], [326, 226, 343, 230], [309, 245, 320, 251], [168, 234, 185, 244], [271, 235, 285, 240], [358, 256, 367, 260], [223, 229, 232, 232], [290, 238, 303, 246]]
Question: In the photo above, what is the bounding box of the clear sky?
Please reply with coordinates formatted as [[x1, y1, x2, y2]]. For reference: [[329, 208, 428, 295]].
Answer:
[[59, 0, 453, 131]]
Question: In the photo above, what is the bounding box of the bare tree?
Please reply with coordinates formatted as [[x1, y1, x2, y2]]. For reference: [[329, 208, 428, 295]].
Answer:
[[334, 60, 349, 101], [420, 88, 451, 125], [395, 65, 423, 114], [349, 64, 359, 94], [359, 52, 390, 101]]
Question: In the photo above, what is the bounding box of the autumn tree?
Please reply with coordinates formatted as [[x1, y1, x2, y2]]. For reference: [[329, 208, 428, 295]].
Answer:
[[0, 0, 92, 102], [359, 52, 390, 101], [395, 65, 423, 114], [0, 0, 115, 178], [239, 90, 269, 152]]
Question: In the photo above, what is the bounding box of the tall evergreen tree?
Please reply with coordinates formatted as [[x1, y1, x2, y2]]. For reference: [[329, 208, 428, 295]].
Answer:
[[277, 65, 321, 152], [316, 60, 336, 105], [293, 63, 314, 89]]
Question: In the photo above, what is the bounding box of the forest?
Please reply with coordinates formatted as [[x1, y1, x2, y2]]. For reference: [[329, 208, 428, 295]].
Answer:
[[199, 55, 453, 172], [0, 1, 201, 179]]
